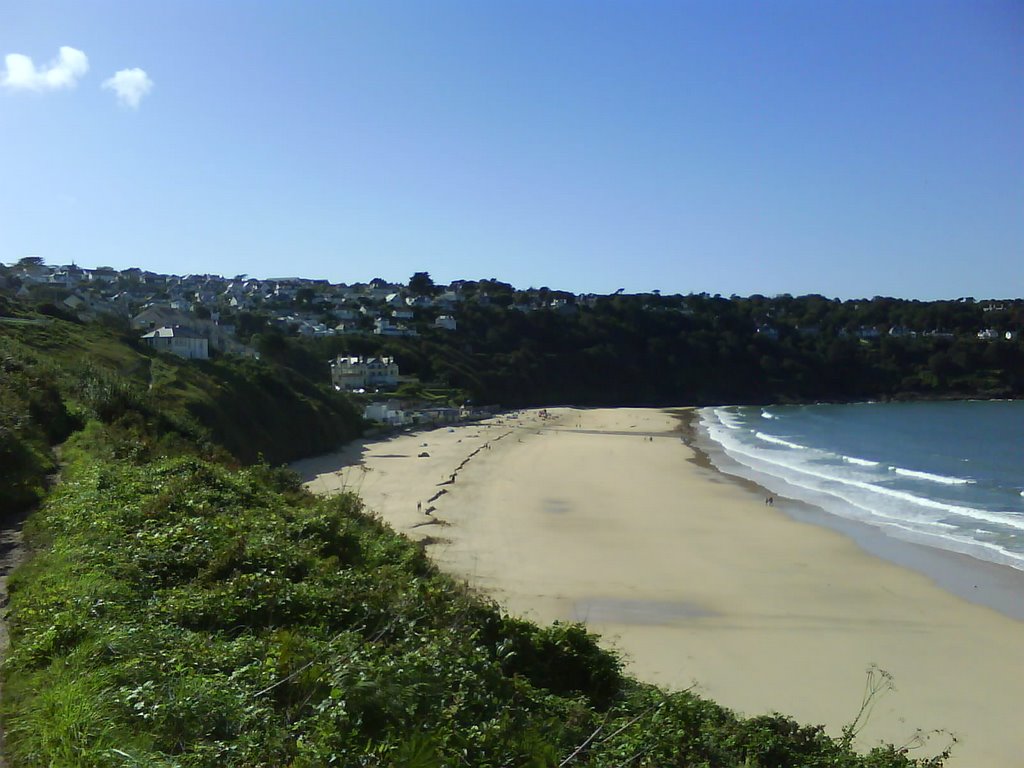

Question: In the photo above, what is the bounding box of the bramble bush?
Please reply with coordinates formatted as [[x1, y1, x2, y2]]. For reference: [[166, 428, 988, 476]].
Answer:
[[3, 451, 948, 767]]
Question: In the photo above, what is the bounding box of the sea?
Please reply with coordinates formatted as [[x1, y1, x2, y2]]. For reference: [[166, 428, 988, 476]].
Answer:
[[698, 400, 1024, 574]]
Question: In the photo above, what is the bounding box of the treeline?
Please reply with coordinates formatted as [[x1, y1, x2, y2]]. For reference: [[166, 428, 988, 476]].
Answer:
[[303, 292, 1024, 406]]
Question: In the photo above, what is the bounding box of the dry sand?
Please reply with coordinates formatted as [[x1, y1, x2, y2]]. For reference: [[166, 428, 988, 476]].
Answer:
[[293, 407, 1024, 766]]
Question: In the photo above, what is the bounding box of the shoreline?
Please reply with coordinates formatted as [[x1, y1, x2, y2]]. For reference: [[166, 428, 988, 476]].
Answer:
[[293, 407, 1024, 767], [679, 408, 1024, 622]]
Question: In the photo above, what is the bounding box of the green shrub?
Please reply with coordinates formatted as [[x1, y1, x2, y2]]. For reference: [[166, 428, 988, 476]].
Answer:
[[0, 306, 948, 767]]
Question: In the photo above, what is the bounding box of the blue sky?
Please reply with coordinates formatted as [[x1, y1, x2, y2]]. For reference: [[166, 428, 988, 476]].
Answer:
[[1, 1, 1021, 299]]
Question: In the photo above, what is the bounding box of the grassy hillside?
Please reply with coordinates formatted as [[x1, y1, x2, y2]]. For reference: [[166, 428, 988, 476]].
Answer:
[[0, 307, 362, 517], [0, 304, 949, 766], [3, 447, 947, 767]]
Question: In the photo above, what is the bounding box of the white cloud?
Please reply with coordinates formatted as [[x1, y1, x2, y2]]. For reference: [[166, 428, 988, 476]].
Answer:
[[1, 46, 89, 91], [102, 67, 153, 108]]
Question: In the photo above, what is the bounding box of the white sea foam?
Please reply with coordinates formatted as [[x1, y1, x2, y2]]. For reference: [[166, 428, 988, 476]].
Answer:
[[754, 432, 807, 451], [761, 410, 775, 419], [878, 522, 1024, 569], [842, 454, 879, 467], [707, 428, 1024, 533], [890, 466, 975, 485], [713, 407, 743, 430], [700, 402, 1024, 573]]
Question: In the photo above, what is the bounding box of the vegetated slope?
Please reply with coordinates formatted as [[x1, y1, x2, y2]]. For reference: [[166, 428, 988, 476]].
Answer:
[[3, 443, 947, 767], [1, 303, 949, 766], [0, 306, 362, 518]]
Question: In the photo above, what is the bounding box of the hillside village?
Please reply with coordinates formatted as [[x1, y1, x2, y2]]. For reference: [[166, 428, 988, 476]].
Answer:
[[2, 257, 1022, 415], [3, 258, 1020, 343], [0, 260, 590, 345], [0, 260, 588, 425]]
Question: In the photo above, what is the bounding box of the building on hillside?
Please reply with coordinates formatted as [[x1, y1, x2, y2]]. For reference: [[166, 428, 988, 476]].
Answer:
[[62, 293, 88, 311], [978, 329, 1017, 341], [133, 306, 256, 358], [888, 326, 916, 338], [132, 306, 192, 331], [362, 402, 460, 427], [417, 406, 461, 425], [331, 355, 400, 391], [434, 315, 457, 331], [363, 400, 413, 426], [373, 317, 417, 337], [141, 326, 209, 360]]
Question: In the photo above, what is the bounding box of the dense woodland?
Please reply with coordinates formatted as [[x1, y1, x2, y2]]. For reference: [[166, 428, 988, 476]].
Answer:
[[0, 295, 961, 765], [290, 284, 1024, 406]]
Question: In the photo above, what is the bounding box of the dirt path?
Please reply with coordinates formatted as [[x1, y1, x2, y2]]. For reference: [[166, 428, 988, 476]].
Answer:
[[0, 448, 58, 767], [0, 505, 30, 767]]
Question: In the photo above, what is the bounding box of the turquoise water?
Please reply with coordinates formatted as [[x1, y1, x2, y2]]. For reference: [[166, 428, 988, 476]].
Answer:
[[699, 400, 1024, 571]]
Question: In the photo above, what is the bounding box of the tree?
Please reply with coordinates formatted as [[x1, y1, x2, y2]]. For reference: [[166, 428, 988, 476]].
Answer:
[[296, 287, 317, 307], [409, 272, 437, 297], [17, 256, 44, 267]]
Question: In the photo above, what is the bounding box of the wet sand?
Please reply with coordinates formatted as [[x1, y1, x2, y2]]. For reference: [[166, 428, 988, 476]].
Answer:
[[293, 407, 1024, 766]]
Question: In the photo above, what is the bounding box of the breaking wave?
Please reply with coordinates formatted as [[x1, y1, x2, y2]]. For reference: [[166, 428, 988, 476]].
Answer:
[[698, 404, 1024, 572], [890, 466, 975, 485]]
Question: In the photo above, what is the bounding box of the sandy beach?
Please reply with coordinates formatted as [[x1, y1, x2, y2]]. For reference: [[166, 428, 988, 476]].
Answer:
[[293, 407, 1024, 767]]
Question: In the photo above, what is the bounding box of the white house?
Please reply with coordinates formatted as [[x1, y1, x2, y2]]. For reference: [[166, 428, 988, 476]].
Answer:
[[331, 355, 400, 391], [978, 329, 1018, 341], [141, 326, 209, 360], [434, 315, 457, 331], [373, 317, 417, 337], [363, 400, 412, 426], [133, 307, 255, 358]]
